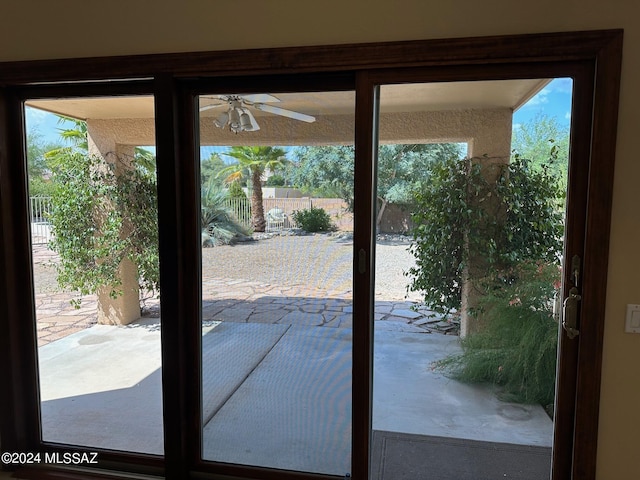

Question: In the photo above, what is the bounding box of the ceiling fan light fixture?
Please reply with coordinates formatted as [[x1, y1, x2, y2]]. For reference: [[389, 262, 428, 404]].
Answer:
[[240, 111, 253, 131], [214, 111, 229, 128], [228, 108, 241, 131]]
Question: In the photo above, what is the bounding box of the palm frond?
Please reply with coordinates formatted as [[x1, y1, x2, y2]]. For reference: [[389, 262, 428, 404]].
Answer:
[[201, 181, 249, 246]]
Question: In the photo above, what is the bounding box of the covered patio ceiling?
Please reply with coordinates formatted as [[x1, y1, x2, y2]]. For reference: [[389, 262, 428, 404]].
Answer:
[[25, 79, 550, 147]]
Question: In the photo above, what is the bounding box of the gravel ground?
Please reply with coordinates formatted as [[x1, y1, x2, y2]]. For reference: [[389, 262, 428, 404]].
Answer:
[[33, 233, 422, 301], [32, 247, 61, 295], [201, 233, 421, 300]]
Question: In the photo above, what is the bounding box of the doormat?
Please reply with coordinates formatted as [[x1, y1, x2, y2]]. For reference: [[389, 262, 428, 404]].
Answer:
[[371, 430, 552, 480]]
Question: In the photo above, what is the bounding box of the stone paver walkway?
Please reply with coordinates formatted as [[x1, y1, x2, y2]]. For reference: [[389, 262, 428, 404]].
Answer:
[[33, 246, 449, 346], [35, 293, 99, 346]]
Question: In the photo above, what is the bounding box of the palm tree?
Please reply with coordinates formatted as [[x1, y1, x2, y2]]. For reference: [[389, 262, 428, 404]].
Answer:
[[220, 146, 289, 232]]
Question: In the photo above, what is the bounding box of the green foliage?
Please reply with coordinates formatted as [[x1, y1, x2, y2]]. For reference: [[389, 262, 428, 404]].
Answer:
[[407, 157, 468, 312], [49, 115, 89, 152], [288, 145, 355, 205], [201, 181, 250, 246], [292, 207, 334, 233], [46, 151, 159, 304], [436, 261, 561, 409], [228, 180, 247, 199], [26, 130, 60, 196], [28, 177, 55, 197], [220, 146, 289, 232], [134, 147, 157, 175], [288, 144, 463, 231], [43, 115, 160, 306], [408, 154, 564, 313], [376, 143, 464, 205], [220, 146, 289, 182], [201, 153, 227, 186], [511, 113, 569, 175], [266, 174, 286, 186]]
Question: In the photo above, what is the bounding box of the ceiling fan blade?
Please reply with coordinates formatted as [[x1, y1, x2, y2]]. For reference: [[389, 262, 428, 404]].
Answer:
[[199, 103, 226, 112], [253, 103, 316, 123], [199, 94, 232, 111], [241, 93, 280, 103]]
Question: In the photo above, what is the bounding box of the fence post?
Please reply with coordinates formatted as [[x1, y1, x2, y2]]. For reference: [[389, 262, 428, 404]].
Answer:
[[29, 196, 53, 245]]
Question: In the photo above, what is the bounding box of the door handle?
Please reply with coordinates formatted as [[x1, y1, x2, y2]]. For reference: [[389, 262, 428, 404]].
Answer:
[[562, 287, 581, 339], [358, 248, 367, 274]]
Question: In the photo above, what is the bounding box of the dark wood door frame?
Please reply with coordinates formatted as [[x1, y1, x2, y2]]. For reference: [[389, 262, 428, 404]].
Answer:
[[0, 30, 623, 480]]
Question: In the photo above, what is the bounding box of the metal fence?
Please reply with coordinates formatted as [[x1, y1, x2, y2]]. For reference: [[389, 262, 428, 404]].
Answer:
[[30, 195, 350, 245], [263, 198, 314, 231], [223, 197, 315, 231], [222, 197, 253, 229], [30, 196, 53, 245], [222, 197, 352, 232]]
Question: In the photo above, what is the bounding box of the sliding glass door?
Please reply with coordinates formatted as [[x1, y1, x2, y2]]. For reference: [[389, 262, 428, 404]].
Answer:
[[0, 31, 622, 480], [196, 89, 355, 476], [370, 78, 576, 480], [24, 93, 163, 454]]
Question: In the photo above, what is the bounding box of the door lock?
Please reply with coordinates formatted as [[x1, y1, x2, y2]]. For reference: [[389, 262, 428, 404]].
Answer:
[[562, 287, 581, 339]]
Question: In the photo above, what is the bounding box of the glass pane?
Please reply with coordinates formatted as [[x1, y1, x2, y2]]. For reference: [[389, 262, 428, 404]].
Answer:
[[25, 96, 162, 454], [198, 92, 354, 475], [371, 79, 572, 479]]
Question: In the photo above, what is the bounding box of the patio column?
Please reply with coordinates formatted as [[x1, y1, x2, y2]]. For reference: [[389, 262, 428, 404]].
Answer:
[[459, 109, 513, 337], [87, 122, 140, 325]]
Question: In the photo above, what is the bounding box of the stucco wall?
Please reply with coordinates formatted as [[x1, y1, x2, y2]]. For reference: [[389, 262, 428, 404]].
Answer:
[[87, 119, 155, 148], [1, 2, 638, 478], [97, 110, 510, 150]]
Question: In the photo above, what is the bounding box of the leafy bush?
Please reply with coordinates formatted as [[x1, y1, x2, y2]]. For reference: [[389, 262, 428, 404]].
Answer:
[[228, 180, 247, 199], [436, 261, 561, 410], [407, 154, 564, 313], [28, 177, 55, 197], [409, 152, 565, 410], [292, 206, 334, 232], [47, 151, 159, 305], [266, 174, 286, 186]]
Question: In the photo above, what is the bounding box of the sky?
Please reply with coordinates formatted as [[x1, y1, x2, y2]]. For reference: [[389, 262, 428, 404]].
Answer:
[[25, 77, 573, 155], [25, 107, 64, 146], [512, 77, 573, 129]]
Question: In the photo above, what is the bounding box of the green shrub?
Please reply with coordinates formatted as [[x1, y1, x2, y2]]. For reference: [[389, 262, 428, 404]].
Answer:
[[266, 174, 286, 186], [47, 151, 159, 306], [228, 180, 247, 199], [29, 177, 55, 197], [436, 261, 561, 411], [407, 154, 564, 314], [409, 152, 565, 411], [292, 206, 334, 232]]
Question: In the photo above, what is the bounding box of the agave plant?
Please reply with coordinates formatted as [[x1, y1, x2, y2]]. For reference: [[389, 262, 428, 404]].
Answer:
[[201, 181, 250, 247]]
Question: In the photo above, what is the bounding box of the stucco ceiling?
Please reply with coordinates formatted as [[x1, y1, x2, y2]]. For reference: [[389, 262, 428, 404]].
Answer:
[[25, 79, 549, 121]]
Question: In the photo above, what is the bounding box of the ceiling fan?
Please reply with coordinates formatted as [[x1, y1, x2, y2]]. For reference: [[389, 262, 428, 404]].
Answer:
[[200, 94, 316, 134]]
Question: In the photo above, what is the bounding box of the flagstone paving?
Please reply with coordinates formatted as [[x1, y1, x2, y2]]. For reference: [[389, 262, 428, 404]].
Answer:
[[35, 279, 451, 345], [32, 243, 454, 345]]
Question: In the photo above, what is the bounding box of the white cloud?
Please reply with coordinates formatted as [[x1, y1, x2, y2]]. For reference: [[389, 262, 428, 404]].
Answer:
[[523, 87, 550, 107], [565, 111, 571, 120], [25, 106, 48, 128], [547, 78, 573, 94]]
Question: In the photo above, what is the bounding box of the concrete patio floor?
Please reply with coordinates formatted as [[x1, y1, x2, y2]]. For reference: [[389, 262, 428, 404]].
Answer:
[[38, 316, 552, 476], [32, 240, 552, 476]]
